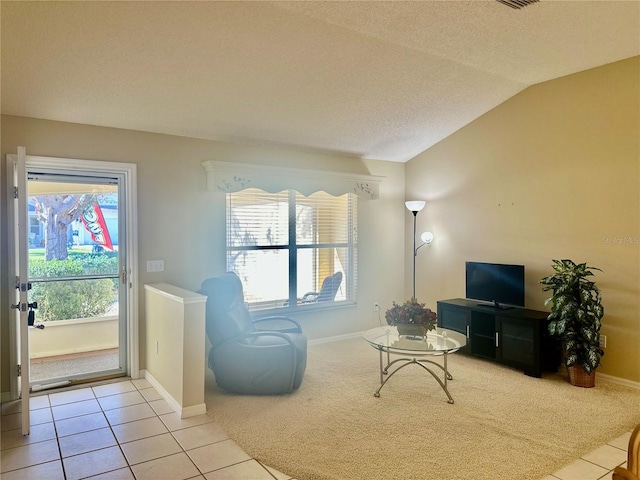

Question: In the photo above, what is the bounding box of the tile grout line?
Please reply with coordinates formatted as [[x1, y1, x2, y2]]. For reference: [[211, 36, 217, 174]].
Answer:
[[256, 459, 283, 480], [94, 385, 136, 480], [50, 400, 69, 480], [578, 440, 630, 474], [101, 382, 161, 479], [577, 454, 626, 474], [92, 381, 211, 479]]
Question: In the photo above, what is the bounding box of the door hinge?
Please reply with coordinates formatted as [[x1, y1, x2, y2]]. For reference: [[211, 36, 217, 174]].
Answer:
[[13, 186, 19, 199], [15, 280, 31, 291], [17, 364, 21, 377]]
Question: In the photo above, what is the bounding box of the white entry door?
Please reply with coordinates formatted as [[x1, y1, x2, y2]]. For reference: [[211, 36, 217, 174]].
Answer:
[[9, 147, 31, 435], [7, 148, 138, 435]]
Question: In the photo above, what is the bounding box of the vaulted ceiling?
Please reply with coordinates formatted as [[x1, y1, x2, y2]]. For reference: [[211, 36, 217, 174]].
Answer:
[[2, 1, 639, 162]]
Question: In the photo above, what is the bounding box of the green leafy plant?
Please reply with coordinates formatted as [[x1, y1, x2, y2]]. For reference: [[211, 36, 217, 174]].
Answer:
[[385, 298, 437, 330], [29, 259, 117, 321], [540, 259, 604, 374]]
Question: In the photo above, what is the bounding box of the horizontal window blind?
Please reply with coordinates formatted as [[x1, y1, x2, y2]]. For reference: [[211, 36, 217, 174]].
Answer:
[[226, 188, 357, 311], [227, 189, 289, 248]]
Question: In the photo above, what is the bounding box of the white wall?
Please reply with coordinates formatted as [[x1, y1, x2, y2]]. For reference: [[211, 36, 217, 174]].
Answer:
[[0, 115, 407, 392], [144, 283, 206, 417], [405, 57, 640, 382]]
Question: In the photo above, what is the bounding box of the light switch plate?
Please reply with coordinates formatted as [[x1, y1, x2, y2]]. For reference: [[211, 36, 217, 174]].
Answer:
[[599, 335, 606, 348], [147, 260, 164, 272]]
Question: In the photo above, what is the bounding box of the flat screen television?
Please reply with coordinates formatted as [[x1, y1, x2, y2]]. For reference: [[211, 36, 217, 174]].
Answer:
[[465, 261, 525, 308]]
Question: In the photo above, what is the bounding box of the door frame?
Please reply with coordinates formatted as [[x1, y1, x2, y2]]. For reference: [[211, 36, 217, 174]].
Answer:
[[7, 149, 139, 401]]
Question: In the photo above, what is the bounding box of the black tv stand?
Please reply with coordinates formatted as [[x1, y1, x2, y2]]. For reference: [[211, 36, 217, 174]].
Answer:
[[477, 301, 513, 310], [437, 298, 560, 377]]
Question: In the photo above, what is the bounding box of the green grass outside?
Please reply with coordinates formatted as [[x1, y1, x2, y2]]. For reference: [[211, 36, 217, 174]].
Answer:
[[28, 246, 111, 261]]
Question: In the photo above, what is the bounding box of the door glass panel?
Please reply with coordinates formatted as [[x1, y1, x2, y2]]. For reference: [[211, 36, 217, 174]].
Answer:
[[29, 278, 118, 321], [26, 178, 124, 386]]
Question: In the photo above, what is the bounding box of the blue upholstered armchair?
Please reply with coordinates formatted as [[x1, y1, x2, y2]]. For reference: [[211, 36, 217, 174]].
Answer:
[[199, 272, 307, 394]]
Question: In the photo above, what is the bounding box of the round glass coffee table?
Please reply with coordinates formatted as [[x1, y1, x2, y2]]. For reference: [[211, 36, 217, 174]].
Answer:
[[363, 326, 467, 404]]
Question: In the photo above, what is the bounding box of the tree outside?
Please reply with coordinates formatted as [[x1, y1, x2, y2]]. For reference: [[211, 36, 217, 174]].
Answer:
[[31, 194, 98, 260], [28, 191, 119, 321]]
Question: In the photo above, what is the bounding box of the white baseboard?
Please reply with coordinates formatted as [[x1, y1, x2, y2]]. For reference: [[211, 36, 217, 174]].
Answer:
[[308, 330, 367, 346], [181, 403, 207, 418], [141, 369, 206, 419], [598, 372, 640, 390]]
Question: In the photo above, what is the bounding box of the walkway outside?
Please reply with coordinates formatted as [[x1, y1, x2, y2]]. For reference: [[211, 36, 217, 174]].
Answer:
[[30, 349, 119, 385]]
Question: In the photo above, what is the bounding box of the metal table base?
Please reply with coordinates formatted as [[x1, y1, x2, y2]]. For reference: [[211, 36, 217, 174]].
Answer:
[[374, 346, 456, 404]]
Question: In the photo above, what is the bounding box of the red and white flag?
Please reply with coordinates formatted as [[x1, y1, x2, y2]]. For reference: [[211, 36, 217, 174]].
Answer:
[[81, 203, 114, 250]]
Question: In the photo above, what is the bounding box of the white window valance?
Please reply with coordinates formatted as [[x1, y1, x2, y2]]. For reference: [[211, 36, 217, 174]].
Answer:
[[201, 160, 383, 200]]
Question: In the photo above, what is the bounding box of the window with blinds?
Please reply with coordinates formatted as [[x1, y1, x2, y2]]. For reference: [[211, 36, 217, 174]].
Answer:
[[226, 188, 357, 311]]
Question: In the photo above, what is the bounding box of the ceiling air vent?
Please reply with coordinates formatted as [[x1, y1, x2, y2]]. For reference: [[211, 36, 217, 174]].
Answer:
[[496, 0, 539, 9]]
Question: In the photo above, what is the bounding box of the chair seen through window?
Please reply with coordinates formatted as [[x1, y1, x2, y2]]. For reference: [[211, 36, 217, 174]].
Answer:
[[226, 188, 356, 311]]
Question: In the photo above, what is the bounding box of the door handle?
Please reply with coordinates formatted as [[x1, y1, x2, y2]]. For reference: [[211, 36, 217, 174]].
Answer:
[[27, 302, 44, 329]]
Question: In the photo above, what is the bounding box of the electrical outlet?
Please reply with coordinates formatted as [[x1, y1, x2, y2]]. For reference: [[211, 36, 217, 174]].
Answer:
[[147, 260, 165, 272], [599, 335, 607, 348], [373, 302, 380, 312]]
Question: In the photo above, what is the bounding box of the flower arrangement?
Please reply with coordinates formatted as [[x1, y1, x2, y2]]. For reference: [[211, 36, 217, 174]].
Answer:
[[385, 298, 437, 331]]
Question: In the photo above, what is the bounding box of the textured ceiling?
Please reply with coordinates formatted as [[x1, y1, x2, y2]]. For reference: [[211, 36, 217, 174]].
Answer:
[[2, 1, 639, 162]]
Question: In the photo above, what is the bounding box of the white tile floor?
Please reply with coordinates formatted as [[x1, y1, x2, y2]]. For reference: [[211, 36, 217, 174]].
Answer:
[[0, 378, 294, 480], [0, 377, 633, 480], [541, 429, 631, 480]]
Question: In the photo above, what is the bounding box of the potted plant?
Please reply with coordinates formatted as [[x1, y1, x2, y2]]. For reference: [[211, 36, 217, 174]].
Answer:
[[540, 259, 605, 387], [385, 298, 437, 336]]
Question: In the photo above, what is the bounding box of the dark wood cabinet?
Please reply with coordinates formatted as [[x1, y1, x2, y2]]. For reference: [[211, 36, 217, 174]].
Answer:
[[437, 298, 560, 377]]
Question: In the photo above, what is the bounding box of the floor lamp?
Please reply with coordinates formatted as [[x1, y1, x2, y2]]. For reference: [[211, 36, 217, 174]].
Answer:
[[405, 201, 434, 300]]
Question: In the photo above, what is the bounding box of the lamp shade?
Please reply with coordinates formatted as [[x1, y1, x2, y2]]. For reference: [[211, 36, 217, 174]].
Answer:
[[421, 231, 434, 244], [405, 200, 425, 213]]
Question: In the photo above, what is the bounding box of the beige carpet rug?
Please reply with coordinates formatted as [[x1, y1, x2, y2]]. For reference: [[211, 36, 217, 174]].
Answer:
[[204, 337, 640, 480]]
